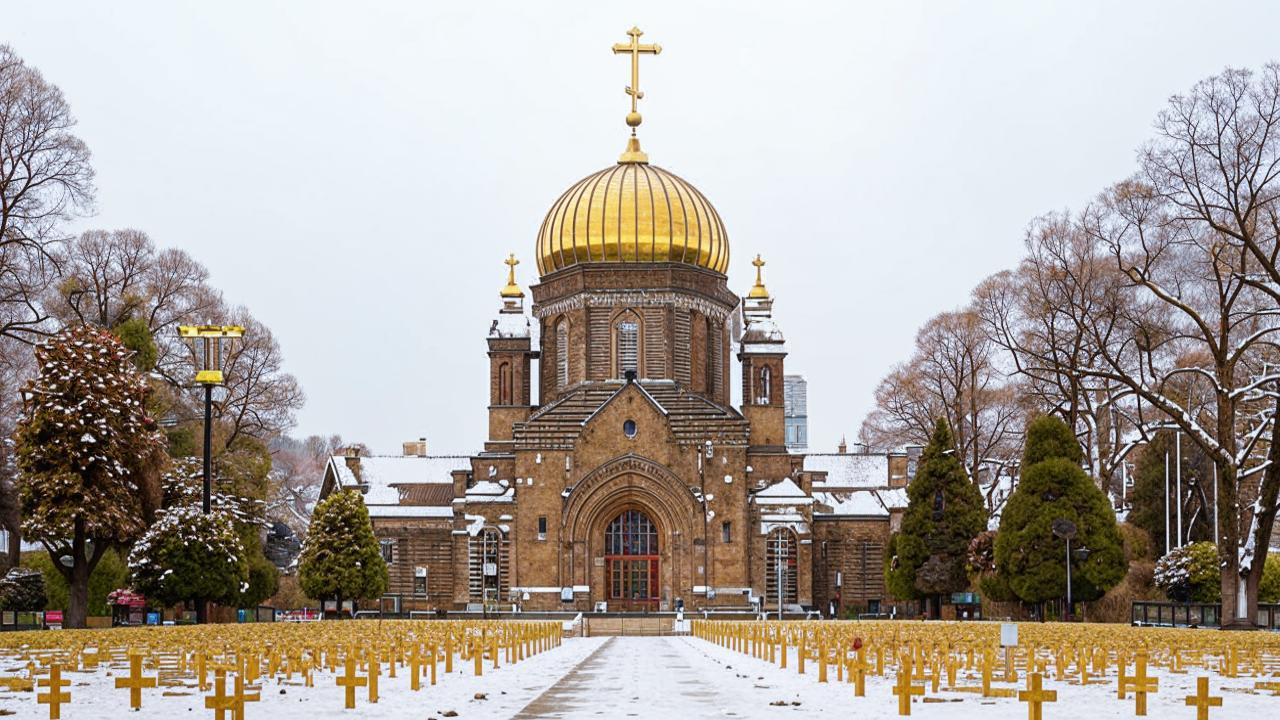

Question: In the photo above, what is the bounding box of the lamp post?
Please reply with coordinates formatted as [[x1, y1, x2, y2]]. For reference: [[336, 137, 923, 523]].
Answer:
[[177, 324, 244, 622], [1052, 519, 1077, 621]]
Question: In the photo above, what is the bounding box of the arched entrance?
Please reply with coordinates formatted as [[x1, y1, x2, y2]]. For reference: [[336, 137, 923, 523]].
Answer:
[[604, 509, 659, 611]]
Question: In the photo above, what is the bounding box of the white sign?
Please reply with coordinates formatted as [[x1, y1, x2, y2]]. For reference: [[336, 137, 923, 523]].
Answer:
[[1000, 622, 1018, 647], [483, 562, 497, 576]]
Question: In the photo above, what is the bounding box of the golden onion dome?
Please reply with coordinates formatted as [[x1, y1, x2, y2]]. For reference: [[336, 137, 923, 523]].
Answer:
[[535, 161, 729, 276]]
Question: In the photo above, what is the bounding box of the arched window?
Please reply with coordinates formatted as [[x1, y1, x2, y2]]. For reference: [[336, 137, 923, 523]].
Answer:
[[498, 361, 512, 405], [757, 366, 772, 405], [614, 311, 640, 378], [765, 528, 798, 607], [556, 319, 569, 388]]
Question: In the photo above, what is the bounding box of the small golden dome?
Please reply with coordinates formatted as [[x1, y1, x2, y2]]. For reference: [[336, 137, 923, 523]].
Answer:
[[536, 163, 729, 276]]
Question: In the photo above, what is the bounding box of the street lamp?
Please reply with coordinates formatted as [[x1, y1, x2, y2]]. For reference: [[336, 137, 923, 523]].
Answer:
[[1052, 519, 1078, 621], [178, 325, 244, 515]]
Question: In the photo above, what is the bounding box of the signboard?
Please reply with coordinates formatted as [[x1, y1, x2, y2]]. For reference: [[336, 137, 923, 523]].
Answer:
[[44, 610, 63, 630], [1000, 622, 1018, 647], [951, 592, 979, 604], [145, 612, 161, 626], [560, 587, 573, 602], [483, 562, 497, 577]]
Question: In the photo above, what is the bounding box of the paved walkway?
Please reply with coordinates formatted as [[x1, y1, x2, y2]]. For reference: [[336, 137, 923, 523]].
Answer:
[[513, 636, 731, 719]]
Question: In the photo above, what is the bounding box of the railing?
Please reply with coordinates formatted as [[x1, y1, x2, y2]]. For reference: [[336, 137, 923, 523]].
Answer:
[[1130, 601, 1280, 630]]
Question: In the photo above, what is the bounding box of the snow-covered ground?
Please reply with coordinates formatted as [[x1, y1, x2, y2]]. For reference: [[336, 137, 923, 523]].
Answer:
[[2, 634, 1275, 718]]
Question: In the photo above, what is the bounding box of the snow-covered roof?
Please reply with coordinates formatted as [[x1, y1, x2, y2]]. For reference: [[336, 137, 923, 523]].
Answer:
[[804, 454, 889, 489], [465, 480, 515, 503], [753, 478, 813, 505], [875, 488, 909, 510], [329, 455, 469, 509], [812, 491, 888, 517]]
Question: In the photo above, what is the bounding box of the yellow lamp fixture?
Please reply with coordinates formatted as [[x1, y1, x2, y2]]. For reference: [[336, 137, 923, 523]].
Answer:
[[178, 325, 245, 385]]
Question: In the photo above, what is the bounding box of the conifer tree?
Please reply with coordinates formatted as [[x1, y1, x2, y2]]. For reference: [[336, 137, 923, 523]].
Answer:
[[15, 326, 165, 627], [886, 419, 986, 615], [127, 506, 248, 608], [297, 490, 386, 614], [994, 415, 1125, 609]]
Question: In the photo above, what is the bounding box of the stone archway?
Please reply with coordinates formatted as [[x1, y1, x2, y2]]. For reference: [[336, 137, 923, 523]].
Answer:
[[562, 454, 703, 611]]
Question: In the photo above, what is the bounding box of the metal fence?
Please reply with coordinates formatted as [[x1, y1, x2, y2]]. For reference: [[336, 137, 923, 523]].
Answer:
[[1131, 601, 1280, 629]]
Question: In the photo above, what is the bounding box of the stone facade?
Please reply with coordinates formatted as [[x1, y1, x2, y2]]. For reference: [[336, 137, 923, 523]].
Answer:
[[316, 156, 914, 616]]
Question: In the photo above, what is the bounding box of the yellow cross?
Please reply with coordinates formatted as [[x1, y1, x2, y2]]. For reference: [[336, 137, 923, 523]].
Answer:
[[1018, 672, 1057, 720], [335, 655, 367, 709], [115, 653, 157, 709], [612, 26, 662, 129], [231, 671, 260, 720], [1185, 676, 1222, 720], [1119, 652, 1159, 716], [204, 669, 235, 720], [892, 656, 925, 716]]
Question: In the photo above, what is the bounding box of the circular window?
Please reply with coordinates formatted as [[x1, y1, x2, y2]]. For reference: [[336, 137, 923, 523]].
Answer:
[[623, 419, 637, 438]]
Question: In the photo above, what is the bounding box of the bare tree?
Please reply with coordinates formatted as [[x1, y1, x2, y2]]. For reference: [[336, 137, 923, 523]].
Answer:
[[860, 308, 1026, 493], [0, 44, 94, 342], [974, 217, 1151, 496], [1073, 63, 1280, 628], [267, 434, 345, 537]]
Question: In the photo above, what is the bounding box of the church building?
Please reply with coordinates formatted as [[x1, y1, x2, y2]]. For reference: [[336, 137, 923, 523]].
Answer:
[[318, 28, 912, 615]]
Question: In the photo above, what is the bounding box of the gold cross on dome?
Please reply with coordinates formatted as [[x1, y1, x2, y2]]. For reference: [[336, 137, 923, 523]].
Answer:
[[612, 26, 661, 132], [501, 253, 524, 298], [749, 254, 769, 298]]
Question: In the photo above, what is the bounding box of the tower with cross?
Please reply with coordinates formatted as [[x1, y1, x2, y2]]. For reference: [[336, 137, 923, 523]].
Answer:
[[612, 26, 661, 163]]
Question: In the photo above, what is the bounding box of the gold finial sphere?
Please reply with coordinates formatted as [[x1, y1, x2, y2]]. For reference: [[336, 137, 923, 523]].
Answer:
[[626, 111, 643, 128]]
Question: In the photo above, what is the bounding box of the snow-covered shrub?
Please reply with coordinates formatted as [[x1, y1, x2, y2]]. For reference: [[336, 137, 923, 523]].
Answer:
[[128, 505, 248, 607], [1153, 541, 1220, 603], [0, 567, 47, 610]]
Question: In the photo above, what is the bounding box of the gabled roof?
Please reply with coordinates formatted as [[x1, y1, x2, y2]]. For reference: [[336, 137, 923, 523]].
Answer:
[[513, 380, 748, 450], [753, 478, 815, 505]]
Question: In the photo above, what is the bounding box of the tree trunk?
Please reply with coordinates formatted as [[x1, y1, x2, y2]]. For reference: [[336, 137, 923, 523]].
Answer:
[[65, 518, 90, 629]]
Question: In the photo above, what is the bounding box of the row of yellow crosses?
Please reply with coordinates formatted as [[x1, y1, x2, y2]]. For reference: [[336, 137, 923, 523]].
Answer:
[[0, 619, 562, 719], [691, 620, 1280, 719]]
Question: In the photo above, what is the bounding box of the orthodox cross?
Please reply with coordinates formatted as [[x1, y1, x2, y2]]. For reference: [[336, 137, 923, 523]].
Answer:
[[753, 254, 766, 285], [505, 253, 519, 285], [612, 26, 661, 131]]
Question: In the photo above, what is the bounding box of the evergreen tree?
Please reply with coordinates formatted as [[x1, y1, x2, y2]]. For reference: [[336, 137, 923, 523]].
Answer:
[[15, 326, 165, 627], [127, 506, 248, 608], [297, 490, 386, 613], [1127, 431, 1214, 557], [885, 419, 985, 615], [995, 415, 1126, 607]]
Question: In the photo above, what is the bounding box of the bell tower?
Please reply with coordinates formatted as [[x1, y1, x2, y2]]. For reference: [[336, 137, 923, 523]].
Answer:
[[487, 254, 535, 447], [738, 255, 787, 449]]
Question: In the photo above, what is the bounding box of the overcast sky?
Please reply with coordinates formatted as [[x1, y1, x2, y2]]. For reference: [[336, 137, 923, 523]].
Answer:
[[6, 1, 1279, 456]]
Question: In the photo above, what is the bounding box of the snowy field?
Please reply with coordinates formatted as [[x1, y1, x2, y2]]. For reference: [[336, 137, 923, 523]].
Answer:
[[3, 632, 1277, 718]]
